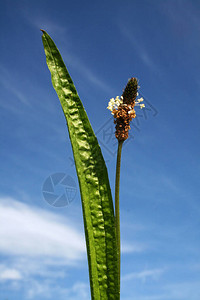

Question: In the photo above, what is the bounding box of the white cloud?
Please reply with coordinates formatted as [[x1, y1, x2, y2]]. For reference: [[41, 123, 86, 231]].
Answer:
[[0, 197, 85, 261], [0, 197, 88, 298], [25, 279, 90, 300], [0, 266, 22, 281]]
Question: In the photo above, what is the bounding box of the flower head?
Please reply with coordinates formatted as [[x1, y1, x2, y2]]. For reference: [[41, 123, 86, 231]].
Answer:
[[107, 77, 145, 141]]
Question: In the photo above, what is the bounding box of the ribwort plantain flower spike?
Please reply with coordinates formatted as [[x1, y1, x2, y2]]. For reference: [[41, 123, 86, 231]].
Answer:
[[107, 77, 145, 141], [109, 77, 145, 291]]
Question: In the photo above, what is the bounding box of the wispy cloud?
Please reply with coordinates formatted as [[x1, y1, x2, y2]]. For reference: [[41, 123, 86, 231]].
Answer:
[[122, 242, 146, 254], [25, 14, 113, 94], [122, 268, 164, 283], [22, 11, 67, 37], [62, 51, 114, 93], [119, 24, 157, 72], [126, 280, 200, 300], [162, 281, 200, 300], [33, 19, 67, 36], [0, 65, 30, 107]]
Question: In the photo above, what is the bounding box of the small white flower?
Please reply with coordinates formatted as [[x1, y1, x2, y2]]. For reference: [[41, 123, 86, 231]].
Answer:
[[107, 96, 123, 114], [135, 97, 145, 109], [137, 97, 144, 103], [140, 103, 145, 109]]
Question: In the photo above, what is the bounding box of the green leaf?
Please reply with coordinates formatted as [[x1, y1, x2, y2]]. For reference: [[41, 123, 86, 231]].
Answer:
[[41, 30, 119, 300]]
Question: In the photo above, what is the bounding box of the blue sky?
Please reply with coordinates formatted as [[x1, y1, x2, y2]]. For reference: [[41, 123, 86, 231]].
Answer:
[[0, 0, 200, 299]]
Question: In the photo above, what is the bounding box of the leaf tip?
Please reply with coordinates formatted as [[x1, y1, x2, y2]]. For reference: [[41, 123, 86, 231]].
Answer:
[[40, 29, 46, 34]]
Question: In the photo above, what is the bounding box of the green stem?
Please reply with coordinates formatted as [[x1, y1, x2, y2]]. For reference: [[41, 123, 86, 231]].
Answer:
[[115, 140, 123, 293]]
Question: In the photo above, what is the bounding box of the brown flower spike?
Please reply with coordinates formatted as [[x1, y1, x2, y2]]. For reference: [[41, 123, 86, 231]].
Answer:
[[107, 78, 145, 141]]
